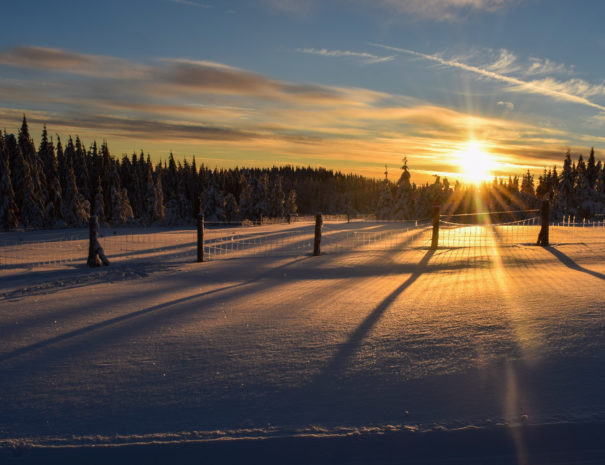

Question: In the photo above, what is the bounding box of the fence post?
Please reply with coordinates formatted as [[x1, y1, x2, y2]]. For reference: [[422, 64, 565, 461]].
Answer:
[[536, 200, 550, 246], [431, 206, 440, 250], [197, 214, 204, 262], [87, 215, 97, 267], [87, 215, 109, 267], [313, 213, 323, 256]]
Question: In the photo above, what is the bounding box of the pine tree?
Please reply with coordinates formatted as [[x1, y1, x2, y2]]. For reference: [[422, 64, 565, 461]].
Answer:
[[222, 192, 239, 222], [393, 157, 414, 219], [39, 126, 63, 225], [521, 170, 535, 196], [18, 116, 46, 225], [285, 189, 298, 217], [376, 165, 393, 219], [0, 134, 19, 230], [74, 136, 90, 203], [238, 173, 252, 220], [144, 162, 164, 225], [92, 176, 106, 223], [62, 156, 89, 226], [586, 147, 598, 190], [558, 151, 575, 214], [268, 175, 285, 218], [111, 187, 134, 225], [250, 174, 269, 220]]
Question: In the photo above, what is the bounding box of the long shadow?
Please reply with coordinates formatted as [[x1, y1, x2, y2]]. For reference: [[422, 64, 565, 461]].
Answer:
[[544, 246, 605, 281], [0, 256, 311, 364], [311, 248, 435, 389]]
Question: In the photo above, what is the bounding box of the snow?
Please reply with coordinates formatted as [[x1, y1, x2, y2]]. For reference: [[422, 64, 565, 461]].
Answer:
[[1, 222, 604, 462]]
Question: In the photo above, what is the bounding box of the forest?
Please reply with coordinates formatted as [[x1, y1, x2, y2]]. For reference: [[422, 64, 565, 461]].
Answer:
[[1, 116, 604, 230]]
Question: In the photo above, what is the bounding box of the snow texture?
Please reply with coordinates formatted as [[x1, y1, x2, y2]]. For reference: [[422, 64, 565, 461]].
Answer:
[[0, 223, 604, 461]]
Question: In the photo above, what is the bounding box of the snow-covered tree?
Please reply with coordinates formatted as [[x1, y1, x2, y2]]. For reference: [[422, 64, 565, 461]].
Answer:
[[392, 158, 415, 220], [62, 157, 89, 226], [376, 165, 393, 219], [285, 189, 298, 217], [268, 175, 285, 218], [111, 187, 134, 225], [0, 135, 19, 230], [238, 174, 253, 220]]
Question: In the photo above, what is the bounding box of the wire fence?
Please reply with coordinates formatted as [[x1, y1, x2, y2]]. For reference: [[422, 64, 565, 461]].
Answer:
[[2, 215, 605, 270]]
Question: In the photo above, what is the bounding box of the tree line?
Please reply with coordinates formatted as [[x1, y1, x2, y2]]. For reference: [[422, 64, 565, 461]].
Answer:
[[1, 116, 604, 230], [380, 150, 605, 223], [0, 117, 385, 230]]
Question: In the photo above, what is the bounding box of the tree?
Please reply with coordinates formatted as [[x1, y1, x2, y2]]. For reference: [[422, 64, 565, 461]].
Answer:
[[521, 170, 535, 196], [285, 189, 298, 217], [238, 174, 252, 220], [0, 134, 19, 230], [268, 175, 285, 218], [392, 157, 415, 219], [62, 156, 89, 226], [39, 126, 63, 225], [376, 165, 393, 219]]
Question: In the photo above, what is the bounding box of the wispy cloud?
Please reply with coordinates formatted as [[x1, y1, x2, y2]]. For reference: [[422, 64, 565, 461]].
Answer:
[[263, 0, 519, 21], [525, 57, 573, 76], [0, 45, 583, 180], [372, 43, 605, 111], [0, 46, 147, 79], [371, 0, 519, 21], [297, 48, 394, 64], [168, 0, 211, 8], [497, 100, 514, 111], [486, 49, 519, 74]]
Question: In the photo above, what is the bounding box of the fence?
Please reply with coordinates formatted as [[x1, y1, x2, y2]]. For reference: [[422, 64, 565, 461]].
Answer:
[[2, 212, 605, 270]]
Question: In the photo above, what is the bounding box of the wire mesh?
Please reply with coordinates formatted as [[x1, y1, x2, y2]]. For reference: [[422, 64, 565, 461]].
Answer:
[[1, 217, 605, 269]]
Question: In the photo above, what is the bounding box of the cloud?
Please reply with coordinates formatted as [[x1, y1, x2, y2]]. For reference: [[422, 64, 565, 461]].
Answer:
[[507, 77, 605, 100], [0, 44, 588, 182], [486, 49, 519, 74], [525, 57, 573, 76], [0, 46, 147, 79], [155, 58, 347, 103], [497, 101, 514, 111], [297, 48, 395, 64], [371, 0, 519, 21], [372, 43, 605, 111], [262, 0, 518, 21], [168, 0, 211, 8]]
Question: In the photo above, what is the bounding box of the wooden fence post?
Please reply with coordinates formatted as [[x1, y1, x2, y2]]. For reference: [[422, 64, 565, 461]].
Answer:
[[536, 200, 550, 246], [431, 205, 440, 250], [313, 213, 323, 256], [87, 215, 109, 267], [197, 214, 204, 262]]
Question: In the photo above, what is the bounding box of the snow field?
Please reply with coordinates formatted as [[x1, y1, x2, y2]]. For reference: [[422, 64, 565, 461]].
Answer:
[[0, 223, 604, 453]]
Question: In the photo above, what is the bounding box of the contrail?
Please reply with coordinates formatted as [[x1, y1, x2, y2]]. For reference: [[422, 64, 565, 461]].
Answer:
[[371, 43, 605, 112]]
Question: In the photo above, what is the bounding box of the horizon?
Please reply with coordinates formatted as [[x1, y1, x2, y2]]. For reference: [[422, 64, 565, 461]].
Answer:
[[2, 1, 605, 183]]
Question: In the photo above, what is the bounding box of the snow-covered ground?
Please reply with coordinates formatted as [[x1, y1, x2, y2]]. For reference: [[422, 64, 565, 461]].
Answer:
[[1, 222, 604, 463]]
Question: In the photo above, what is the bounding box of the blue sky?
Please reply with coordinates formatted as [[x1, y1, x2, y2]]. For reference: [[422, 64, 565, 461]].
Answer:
[[1, 0, 605, 182]]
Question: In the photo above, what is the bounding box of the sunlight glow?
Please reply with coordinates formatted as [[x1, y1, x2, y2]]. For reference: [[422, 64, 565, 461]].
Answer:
[[456, 141, 495, 184]]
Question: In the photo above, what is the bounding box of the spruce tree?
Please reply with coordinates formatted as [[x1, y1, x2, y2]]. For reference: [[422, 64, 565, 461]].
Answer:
[[62, 156, 89, 226], [0, 134, 19, 230], [39, 126, 63, 225], [238, 173, 252, 220], [285, 189, 298, 217], [393, 157, 414, 219]]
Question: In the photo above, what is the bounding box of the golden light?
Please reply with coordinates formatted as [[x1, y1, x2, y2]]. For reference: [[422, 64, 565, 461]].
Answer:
[[456, 141, 495, 184]]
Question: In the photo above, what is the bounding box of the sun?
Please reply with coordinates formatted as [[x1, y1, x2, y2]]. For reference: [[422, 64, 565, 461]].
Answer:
[[456, 141, 495, 184]]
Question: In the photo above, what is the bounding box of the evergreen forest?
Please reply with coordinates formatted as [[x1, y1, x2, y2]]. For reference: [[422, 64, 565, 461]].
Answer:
[[1, 116, 605, 231]]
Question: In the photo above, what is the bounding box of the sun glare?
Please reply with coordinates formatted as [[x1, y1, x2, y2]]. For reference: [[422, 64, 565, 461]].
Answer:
[[457, 141, 495, 184]]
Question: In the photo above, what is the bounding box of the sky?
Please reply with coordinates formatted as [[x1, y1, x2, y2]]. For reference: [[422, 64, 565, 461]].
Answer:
[[1, 0, 605, 183]]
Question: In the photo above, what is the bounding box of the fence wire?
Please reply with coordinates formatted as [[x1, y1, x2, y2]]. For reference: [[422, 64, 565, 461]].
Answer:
[[2, 218, 605, 269]]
